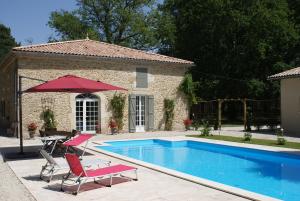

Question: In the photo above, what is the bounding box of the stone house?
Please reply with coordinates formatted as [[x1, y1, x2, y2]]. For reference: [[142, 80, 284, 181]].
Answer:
[[0, 39, 193, 138], [269, 67, 300, 137]]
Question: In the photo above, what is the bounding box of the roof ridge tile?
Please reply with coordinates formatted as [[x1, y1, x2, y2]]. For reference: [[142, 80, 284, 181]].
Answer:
[[13, 39, 194, 64]]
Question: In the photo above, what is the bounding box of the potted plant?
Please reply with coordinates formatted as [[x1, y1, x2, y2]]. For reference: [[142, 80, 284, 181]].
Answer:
[[108, 118, 118, 135], [183, 118, 192, 130], [41, 109, 57, 131], [27, 122, 38, 138], [95, 124, 101, 134]]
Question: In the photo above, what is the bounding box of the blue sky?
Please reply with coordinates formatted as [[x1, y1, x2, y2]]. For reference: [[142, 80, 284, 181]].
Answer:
[[0, 0, 77, 45]]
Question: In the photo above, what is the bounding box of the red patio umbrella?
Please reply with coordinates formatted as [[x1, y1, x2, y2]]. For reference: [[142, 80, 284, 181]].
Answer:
[[25, 75, 126, 93], [13, 75, 126, 157]]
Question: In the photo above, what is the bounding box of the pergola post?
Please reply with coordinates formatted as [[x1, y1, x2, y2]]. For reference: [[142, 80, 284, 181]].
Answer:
[[218, 99, 222, 129], [243, 98, 247, 131]]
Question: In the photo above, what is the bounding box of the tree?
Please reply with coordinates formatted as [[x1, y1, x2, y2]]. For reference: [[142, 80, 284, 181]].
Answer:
[[0, 24, 18, 61], [48, 10, 99, 41], [159, 0, 299, 100], [48, 0, 159, 49]]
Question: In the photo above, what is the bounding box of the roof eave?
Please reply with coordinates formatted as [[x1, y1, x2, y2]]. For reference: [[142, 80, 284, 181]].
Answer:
[[13, 50, 194, 66], [268, 75, 300, 80]]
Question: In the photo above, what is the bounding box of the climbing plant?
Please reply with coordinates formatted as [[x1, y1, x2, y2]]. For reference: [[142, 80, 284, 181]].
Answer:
[[178, 74, 199, 108], [110, 93, 126, 131], [164, 98, 175, 131]]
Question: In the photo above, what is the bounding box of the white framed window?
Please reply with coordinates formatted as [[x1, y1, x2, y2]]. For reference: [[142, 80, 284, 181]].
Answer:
[[135, 95, 145, 132], [75, 94, 99, 133]]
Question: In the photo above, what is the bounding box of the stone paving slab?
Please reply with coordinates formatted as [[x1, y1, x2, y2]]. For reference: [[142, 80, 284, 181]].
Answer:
[[0, 154, 36, 201], [7, 150, 247, 201], [1, 130, 300, 201]]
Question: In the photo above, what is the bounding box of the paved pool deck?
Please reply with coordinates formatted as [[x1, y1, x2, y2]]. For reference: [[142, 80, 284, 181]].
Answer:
[[0, 129, 299, 201]]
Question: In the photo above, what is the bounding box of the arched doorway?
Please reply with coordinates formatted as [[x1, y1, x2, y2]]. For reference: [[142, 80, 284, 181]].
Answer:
[[75, 94, 100, 133]]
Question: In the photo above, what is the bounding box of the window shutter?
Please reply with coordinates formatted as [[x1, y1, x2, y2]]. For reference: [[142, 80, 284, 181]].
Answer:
[[136, 68, 148, 88], [147, 95, 154, 131], [128, 94, 136, 132]]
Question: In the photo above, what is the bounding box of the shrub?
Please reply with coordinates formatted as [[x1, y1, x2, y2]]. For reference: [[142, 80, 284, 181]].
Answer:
[[192, 119, 201, 130], [243, 132, 252, 141], [201, 120, 211, 136], [164, 99, 175, 131], [277, 128, 286, 145]]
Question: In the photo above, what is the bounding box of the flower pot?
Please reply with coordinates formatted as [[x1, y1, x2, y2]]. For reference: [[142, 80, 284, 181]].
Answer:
[[111, 128, 117, 135], [29, 130, 35, 139], [45, 128, 57, 132], [185, 126, 191, 131]]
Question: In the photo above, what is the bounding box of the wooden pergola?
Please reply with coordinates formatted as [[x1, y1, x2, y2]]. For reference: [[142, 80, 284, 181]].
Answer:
[[192, 98, 280, 130], [216, 98, 247, 130]]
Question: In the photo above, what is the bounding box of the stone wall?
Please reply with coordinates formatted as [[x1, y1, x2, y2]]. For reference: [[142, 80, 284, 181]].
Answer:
[[8, 53, 189, 138], [0, 58, 17, 129], [280, 78, 300, 137]]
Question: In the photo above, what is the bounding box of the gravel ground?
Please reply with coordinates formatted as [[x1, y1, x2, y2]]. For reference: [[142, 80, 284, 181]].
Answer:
[[0, 154, 36, 201]]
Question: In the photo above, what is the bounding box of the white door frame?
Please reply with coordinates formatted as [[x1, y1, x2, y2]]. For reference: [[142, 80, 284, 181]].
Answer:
[[75, 96, 99, 134], [136, 95, 145, 132]]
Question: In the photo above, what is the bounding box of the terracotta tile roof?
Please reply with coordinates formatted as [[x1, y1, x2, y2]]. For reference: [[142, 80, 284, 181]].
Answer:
[[13, 39, 193, 65], [268, 67, 300, 80]]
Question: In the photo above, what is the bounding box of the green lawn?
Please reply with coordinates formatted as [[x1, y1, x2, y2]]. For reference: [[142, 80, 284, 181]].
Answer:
[[187, 134, 300, 150]]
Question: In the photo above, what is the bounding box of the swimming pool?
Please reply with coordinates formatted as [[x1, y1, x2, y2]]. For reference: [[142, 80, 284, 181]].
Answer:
[[96, 139, 300, 201]]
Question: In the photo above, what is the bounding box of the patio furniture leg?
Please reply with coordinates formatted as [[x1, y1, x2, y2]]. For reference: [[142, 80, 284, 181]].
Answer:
[[48, 168, 55, 182], [61, 171, 71, 191], [134, 170, 138, 181], [107, 175, 112, 187], [39, 164, 47, 179], [74, 178, 85, 195]]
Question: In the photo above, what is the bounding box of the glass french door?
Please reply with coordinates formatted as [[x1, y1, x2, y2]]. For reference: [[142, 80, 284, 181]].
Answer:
[[76, 94, 99, 133], [136, 95, 145, 132]]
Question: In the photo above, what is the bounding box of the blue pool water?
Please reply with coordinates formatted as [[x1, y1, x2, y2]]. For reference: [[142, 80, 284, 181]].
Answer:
[[96, 139, 300, 201]]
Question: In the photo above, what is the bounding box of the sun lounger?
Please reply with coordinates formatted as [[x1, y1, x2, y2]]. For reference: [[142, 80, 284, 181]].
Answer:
[[63, 134, 93, 157], [61, 153, 138, 195], [40, 150, 111, 182]]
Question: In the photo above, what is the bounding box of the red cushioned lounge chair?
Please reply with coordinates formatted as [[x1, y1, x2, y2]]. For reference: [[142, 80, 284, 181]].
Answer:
[[63, 134, 93, 157], [40, 134, 111, 182], [61, 153, 138, 195]]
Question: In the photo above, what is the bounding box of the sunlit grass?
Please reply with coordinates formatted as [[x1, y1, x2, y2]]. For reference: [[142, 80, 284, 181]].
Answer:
[[187, 134, 300, 150]]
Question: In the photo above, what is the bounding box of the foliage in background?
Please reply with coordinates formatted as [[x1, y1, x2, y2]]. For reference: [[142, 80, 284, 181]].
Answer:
[[48, 0, 159, 50], [178, 74, 199, 107], [41, 109, 57, 130], [158, 0, 299, 100], [164, 98, 175, 131], [0, 24, 19, 62], [110, 93, 126, 131]]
